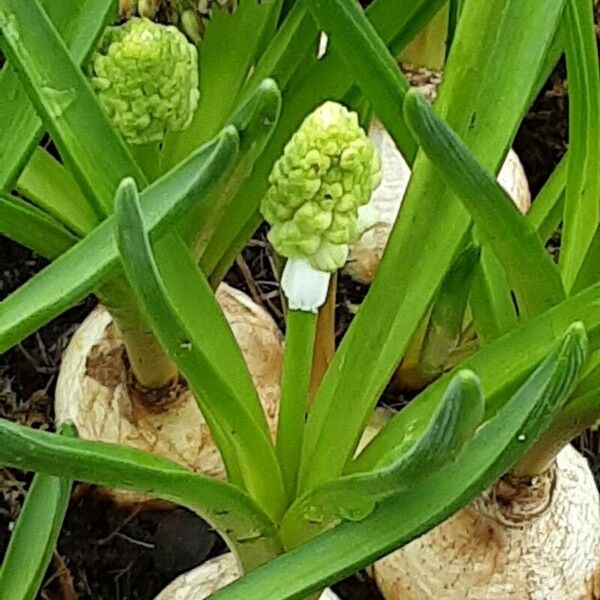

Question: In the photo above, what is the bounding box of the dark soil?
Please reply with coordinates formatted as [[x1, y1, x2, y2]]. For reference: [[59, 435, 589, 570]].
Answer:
[[0, 37, 598, 600]]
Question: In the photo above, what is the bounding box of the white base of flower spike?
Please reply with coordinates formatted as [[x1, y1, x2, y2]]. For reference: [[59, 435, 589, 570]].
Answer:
[[282, 257, 331, 313], [55, 284, 283, 505], [154, 553, 340, 599], [373, 444, 600, 599]]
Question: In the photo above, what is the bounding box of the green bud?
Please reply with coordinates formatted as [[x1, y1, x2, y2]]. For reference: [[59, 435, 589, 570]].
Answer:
[[118, 0, 137, 18], [181, 9, 203, 44], [261, 102, 381, 272], [90, 18, 199, 145], [198, 0, 238, 16], [138, 0, 161, 18]]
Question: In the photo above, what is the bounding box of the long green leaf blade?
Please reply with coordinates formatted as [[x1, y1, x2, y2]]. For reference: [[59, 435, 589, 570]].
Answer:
[[0, 0, 116, 191], [527, 154, 567, 242], [469, 247, 518, 343], [403, 89, 565, 319], [0, 0, 146, 216], [0, 129, 239, 354], [239, 3, 316, 105], [418, 244, 480, 378], [353, 282, 600, 473], [298, 0, 566, 493], [16, 148, 97, 236], [559, 0, 600, 290], [0, 419, 282, 572], [305, 0, 416, 161], [281, 370, 484, 549], [0, 424, 75, 600], [213, 324, 587, 599], [0, 194, 78, 259], [162, 0, 281, 170], [573, 229, 600, 294], [375, 370, 483, 473], [115, 179, 287, 521], [186, 79, 282, 259]]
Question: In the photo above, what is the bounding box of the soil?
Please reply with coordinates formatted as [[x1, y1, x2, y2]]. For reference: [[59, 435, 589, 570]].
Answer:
[[1, 27, 599, 600]]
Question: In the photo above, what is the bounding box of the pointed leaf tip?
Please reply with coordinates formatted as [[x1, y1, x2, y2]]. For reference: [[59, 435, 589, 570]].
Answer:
[[453, 369, 483, 397], [558, 321, 588, 378], [115, 176, 139, 208]]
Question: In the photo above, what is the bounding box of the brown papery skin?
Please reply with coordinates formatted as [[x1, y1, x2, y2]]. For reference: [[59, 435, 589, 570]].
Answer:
[[373, 444, 600, 600], [345, 67, 531, 286], [55, 283, 282, 506]]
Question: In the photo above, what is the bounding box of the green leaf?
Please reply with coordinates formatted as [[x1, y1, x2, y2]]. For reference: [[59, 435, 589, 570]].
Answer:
[[0, 0, 116, 191], [16, 148, 97, 236], [162, 0, 282, 171], [0, 128, 239, 354], [403, 89, 565, 320], [384, 0, 449, 59], [305, 0, 416, 162], [352, 282, 600, 473], [399, 3, 448, 69], [239, 3, 317, 105], [530, 22, 565, 111], [298, 0, 566, 493], [59, 0, 117, 65], [573, 229, 600, 293], [559, 0, 600, 290], [280, 370, 484, 549], [0, 419, 282, 572], [115, 180, 287, 521], [418, 244, 480, 379], [212, 324, 587, 599], [447, 0, 465, 55], [0, 0, 146, 217], [188, 79, 282, 261], [526, 370, 600, 474], [0, 194, 78, 259], [376, 370, 484, 472], [527, 154, 567, 243], [469, 247, 518, 343], [0, 424, 75, 600], [535, 351, 600, 454]]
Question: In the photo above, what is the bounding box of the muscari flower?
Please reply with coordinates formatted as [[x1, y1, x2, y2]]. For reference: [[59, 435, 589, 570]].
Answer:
[[262, 102, 381, 311], [90, 17, 199, 145]]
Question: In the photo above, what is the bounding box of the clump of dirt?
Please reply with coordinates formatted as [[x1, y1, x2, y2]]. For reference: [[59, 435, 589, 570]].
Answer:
[[50, 500, 218, 600]]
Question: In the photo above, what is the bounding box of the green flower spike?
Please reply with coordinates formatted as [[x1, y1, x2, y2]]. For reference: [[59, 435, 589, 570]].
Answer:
[[90, 18, 199, 145], [262, 101, 381, 311]]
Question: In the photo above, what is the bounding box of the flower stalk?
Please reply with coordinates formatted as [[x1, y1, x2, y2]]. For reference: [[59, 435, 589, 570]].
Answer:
[[277, 309, 318, 496], [262, 100, 381, 495]]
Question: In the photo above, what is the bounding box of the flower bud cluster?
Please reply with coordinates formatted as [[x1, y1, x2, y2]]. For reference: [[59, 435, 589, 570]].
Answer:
[[262, 102, 381, 272], [90, 18, 199, 145]]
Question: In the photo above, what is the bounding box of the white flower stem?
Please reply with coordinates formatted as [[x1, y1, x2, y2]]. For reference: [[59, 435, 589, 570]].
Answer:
[[281, 257, 331, 313]]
